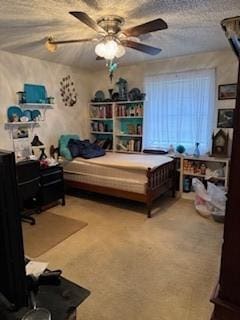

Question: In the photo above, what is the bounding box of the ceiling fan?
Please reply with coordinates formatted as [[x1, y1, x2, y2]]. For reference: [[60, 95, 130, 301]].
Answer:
[[45, 11, 168, 60]]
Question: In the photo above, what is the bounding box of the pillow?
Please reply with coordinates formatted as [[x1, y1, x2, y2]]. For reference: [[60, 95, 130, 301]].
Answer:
[[59, 134, 80, 160]]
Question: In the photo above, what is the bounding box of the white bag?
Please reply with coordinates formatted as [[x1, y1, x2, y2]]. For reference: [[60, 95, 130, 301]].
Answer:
[[207, 181, 227, 214], [192, 178, 227, 218], [192, 178, 211, 217]]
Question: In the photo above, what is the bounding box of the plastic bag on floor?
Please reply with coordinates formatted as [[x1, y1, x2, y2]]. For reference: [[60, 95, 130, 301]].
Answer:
[[192, 178, 211, 217], [192, 178, 227, 220], [207, 181, 227, 219]]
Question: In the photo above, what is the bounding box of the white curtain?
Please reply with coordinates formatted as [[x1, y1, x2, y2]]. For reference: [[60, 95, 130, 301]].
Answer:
[[143, 69, 215, 154]]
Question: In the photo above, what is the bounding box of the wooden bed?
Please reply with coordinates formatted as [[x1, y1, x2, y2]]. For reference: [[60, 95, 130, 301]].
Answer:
[[50, 146, 176, 218]]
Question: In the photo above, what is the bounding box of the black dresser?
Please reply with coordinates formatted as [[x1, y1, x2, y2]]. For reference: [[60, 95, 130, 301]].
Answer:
[[39, 165, 65, 209]]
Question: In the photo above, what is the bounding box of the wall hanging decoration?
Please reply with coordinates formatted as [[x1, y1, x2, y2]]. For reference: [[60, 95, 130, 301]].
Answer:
[[218, 83, 237, 100], [217, 108, 234, 128], [60, 75, 77, 107]]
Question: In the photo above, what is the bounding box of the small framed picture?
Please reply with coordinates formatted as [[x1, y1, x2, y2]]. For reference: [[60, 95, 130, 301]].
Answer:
[[217, 108, 234, 128], [13, 138, 31, 162], [218, 83, 237, 100]]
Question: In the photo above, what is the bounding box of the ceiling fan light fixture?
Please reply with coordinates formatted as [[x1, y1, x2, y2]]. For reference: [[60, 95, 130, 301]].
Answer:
[[115, 44, 125, 58], [103, 39, 118, 59], [95, 42, 106, 57], [95, 39, 125, 60]]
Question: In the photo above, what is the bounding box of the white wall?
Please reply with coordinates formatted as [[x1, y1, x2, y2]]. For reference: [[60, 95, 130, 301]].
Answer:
[[91, 49, 238, 136], [0, 50, 92, 154], [0, 49, 238, 157]]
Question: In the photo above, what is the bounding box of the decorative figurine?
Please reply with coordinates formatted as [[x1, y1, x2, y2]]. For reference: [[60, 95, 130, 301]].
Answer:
[[193, 142, 200, 157], [176, 145, 185, 154], [116, 77, 128, 100], [168, 144, 175, 154], [212, 129, 229, 157], [108, 61, 118, 82], [16, 91, 26, 104]]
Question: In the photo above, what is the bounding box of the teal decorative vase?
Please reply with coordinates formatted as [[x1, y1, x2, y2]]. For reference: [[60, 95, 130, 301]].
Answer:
[[193, 142, 200, 157]]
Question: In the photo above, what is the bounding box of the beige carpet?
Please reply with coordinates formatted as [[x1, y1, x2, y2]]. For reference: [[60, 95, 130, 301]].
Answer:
[[24, 193, 223, 320], [22, 211, 87, 258]]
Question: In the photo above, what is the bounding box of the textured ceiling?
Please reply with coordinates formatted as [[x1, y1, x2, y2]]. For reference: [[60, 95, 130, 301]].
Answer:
[[0, 0, 239, 70]]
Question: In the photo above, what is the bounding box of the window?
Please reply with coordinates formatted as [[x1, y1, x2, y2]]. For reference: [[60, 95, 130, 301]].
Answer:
[[143, 69, 215, 154]]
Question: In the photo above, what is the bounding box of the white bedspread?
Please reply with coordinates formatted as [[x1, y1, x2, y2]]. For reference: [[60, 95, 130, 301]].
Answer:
[[62, 152, 173, 171], [62, 152, 173, 194]]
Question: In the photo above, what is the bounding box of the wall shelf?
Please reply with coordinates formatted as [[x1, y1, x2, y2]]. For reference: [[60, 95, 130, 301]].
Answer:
[[183, 171, 226, 180], [116, 133, 142, 137], [5, 121, 40, 127], [115, 100, 145, 104], [91, 131, 113, 135], [116, 116, 143, 119], [19, 103, 54, 109], [90, 118, 113, 121], [90, 102, 113, 106]]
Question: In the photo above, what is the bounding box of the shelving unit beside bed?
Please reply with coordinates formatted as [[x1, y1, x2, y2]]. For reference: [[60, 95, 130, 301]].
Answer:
[[114, 101, 144, 153], [89, 100, 144, 153], [89, 102, 113, 151]]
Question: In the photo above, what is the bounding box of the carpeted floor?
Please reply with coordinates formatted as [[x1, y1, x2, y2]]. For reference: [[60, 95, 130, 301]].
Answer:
[[31, 193, 223, 320]]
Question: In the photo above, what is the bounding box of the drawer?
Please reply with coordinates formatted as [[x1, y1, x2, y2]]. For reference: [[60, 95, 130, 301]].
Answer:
[[41, 168, 63, 185], [40, 181, 64, 205]]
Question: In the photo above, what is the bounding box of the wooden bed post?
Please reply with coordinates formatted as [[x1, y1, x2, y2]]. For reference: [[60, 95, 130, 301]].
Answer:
[[147, 202, 152, 218], [146, 168, 153, 218], [171, 160, 176, 198]]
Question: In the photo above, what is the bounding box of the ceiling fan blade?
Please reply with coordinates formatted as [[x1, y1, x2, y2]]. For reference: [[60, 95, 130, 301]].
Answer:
[[121, 40, 161, 55], [46, 37, 94, 52], [69, 11, 105, 33], [123, 18, 167, 37], [96, 56, 104, 60], [49, 38, 93, 45]]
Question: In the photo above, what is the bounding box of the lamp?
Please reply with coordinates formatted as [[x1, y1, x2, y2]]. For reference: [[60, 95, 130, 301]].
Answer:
[[95, 37, 125, 60]]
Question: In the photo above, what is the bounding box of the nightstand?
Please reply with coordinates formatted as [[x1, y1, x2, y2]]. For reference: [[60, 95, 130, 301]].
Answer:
[[39, 165, 65, 208]]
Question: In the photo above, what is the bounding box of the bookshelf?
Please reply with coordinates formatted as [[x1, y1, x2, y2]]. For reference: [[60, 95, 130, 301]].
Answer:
[[89, 101, 144, 153]]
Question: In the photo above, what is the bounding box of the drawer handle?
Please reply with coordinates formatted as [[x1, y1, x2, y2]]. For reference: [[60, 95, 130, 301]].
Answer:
[[43, 179, 62, 187], [42, 170, 62, 177]]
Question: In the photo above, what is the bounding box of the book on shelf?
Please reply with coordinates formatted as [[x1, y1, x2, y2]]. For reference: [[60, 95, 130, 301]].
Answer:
[[94, 138, 112, 150], [117, 143, 128, 151], [134, 139, 142, 152], [90, 105, 112, 118], [116, 103, 143, 117]]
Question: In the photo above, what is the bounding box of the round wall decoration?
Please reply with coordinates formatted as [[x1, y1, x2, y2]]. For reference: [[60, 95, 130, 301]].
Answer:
[[60, 75, 77, 107]]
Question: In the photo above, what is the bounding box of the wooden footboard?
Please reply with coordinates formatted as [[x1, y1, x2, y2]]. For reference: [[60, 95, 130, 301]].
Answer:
[[146, 159, 176, 218]]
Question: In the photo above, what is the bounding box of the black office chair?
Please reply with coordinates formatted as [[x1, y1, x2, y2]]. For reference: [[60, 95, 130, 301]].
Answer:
[[16, 160, 41, 225]]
